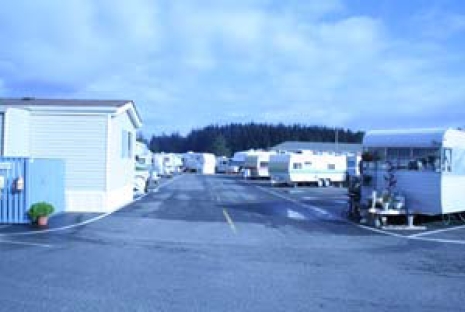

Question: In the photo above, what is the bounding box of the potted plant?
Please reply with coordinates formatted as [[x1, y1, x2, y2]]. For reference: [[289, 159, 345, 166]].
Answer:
[[28, 202, 54, 227]]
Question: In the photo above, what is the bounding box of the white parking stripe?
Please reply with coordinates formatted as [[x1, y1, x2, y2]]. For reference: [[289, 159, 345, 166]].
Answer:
[[409, 236, 465, 245], [0, 239, 52, 248], [250, 183, 332, 218], [408, 224, 465, 238]]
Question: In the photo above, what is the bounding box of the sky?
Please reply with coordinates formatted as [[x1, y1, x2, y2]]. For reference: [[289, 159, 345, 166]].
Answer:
[[1, 0, 465, 136]]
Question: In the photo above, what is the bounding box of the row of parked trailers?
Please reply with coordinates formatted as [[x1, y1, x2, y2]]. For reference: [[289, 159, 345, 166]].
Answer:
[[137, 127, 465, 219], [220, 149, 361, 187]]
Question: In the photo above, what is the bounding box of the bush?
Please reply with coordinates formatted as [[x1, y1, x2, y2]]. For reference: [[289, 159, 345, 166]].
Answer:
[[28, 202, 54, 221]]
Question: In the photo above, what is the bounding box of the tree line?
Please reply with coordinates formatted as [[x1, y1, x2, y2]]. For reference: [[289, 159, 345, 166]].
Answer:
[[143, 123, 364, 157]]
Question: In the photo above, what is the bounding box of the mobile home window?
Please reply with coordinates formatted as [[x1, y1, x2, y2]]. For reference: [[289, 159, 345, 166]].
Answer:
[[293, 163, 302, 170], [121, 130, 133, 159], [260, 161, 269, 168], [0, 113, 3, 156], [128, 132, 133, 158]]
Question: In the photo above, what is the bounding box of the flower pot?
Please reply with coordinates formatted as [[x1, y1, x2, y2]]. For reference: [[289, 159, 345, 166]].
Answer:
[[37, 216, 49, 228]]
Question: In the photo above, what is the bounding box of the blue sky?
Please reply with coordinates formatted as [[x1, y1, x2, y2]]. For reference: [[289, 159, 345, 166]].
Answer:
[[1, 0, 465, 135]]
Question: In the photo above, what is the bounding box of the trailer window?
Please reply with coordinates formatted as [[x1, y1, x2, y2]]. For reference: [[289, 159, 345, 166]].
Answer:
[[386, 148, 410, 169], [411, 148, 440, 171], [442, 148, 452, 172], [260, 161, 269, 168], [293, 163, 302, 170], [304, 161, 312, 167], [328, 164, 336, 170]]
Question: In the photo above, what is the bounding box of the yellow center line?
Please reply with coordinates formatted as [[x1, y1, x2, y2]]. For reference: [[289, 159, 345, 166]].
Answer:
[[222, 208, 237, 234]]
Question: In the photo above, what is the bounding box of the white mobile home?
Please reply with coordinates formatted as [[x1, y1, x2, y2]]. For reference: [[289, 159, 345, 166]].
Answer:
[[244, 151, 276, 178], [361, 128, 465, 215], [269, 151, 347, 186], [0, 98, 142, 213]]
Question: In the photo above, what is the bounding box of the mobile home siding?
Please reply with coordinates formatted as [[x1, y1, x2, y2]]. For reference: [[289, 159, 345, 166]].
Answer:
[[107, 111, 135, 190], [29, 114, 107, 190], [3, 108, 30, 157]]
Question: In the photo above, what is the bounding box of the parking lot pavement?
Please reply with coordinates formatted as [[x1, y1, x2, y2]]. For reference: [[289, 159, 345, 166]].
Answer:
[[2, 174, 465, 312]]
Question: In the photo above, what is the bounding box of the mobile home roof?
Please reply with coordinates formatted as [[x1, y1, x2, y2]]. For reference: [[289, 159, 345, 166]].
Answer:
[[0, 97, 142, 128]]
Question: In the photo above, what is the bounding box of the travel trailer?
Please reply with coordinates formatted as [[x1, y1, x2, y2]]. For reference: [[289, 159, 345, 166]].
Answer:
[[171, 154, 184, 173], [244, 151, 276, 179], [229, 150, 255, 173], [361, 128, 465, 215], [183, 152, 216, 175], [134, 142, 158, 194], [269, 151, 347, 186], [216, 156, 230, 173], [346, 154, 362, 178], [153, 153, 177, 177]]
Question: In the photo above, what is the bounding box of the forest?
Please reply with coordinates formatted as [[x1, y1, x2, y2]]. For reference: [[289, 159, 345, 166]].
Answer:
[[141, 123, 364, 157]]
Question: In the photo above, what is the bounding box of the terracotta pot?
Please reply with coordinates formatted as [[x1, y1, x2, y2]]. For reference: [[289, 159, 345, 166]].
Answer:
[[37, 216, 49, 227]]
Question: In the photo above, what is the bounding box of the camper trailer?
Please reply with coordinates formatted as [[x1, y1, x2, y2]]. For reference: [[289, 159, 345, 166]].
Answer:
[[134, 142, 159, 194], [229, 150, 257, 173], [153, 153, 177, 177], [269, 151, 347, 186], [171, 154, 184, 173], [361, 128, 465, 216], [182, 152, 216, 174], [346, 154, 362, 178], [216, 156, 230, 173], [244, 151, 276, 179]]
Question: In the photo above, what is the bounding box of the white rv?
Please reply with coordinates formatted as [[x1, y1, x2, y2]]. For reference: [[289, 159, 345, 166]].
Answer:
[[216, 156, 230, 173], [153, 153, 177, 177], [229, 150, 256, 173], [134, 141, 159, 194], [171, 154, 184, 173], [361, 128, 465, 215], [182, 152, 216, 175], [269, 151, 347, 186], [244, 151, 276, 179], [346, 154, 362, 178]]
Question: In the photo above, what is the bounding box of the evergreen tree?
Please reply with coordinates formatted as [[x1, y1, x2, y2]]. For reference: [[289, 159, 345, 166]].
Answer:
[[208, 135, 231, 157], [147, 123, 364, 154]]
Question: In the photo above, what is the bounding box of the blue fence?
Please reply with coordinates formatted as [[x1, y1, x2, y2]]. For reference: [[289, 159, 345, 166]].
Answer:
[[0, 157, 65, 224]]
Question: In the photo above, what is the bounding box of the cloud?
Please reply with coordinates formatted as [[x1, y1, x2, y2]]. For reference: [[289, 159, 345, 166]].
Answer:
[[1, 0, 465, 135]]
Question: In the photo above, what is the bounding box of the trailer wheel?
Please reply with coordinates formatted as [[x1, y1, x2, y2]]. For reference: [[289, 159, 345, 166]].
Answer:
[[325, 179, 332, 187], [317, 179, 324, 187]]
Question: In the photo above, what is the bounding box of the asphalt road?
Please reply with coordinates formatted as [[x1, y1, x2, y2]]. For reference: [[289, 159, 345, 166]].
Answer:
[[1, 174, 465, 311]]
